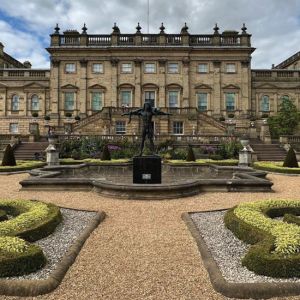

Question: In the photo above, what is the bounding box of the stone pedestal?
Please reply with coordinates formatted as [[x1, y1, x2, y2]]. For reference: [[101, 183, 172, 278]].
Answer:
[[239, 150, 252, 167], [46, 144, 59, 166], [249, 127, 257, 139], [133, 156, 161, 184]]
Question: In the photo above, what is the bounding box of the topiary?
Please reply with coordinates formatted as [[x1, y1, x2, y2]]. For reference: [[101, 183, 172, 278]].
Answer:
[[283, 147, 299, 168], [186, 145, 196, 161], [101, 144, 111, 161], [2, 144, 16, 166]]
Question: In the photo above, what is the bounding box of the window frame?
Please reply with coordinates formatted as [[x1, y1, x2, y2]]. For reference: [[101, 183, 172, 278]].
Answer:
[[260, 95, 270, 112], [121, 62, 133, 74], [65, 63, 76, 74], [196, 92, 208, 111], [91, 91, 103, 111], [31, 94, 39, 111], [64, 92, 75, 111], [225, 63, 236, 74], [225, 92, 236, 111], [172, 121, 184, 135], [120, 90, 132, 107], [92, 63, 104, 74], [12, 95, 20, 111], [168, 90, 180, 108], [9, 123, 19, 134], [197, 63, 208, 74], [144, 62, 156, 74], [115, 120, 126, 135], [168, 62, 179, 74]]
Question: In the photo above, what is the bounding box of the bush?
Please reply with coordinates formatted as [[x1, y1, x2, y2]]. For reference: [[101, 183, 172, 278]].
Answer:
[[216, 139, 241, 159], [283, 147, 299, 168], [228, 113, 235, 118], [186, 145, 195, 162], [224, 199, 300, 277], [75, 115, 81, 121], [254, 161, 300, 174], [219, 116, 225, 122], [0, 199, 62, 276], [0, 160, 45, 172], [65, 112, 72, 118], [2, 144, 16, 166], [101, 144, 111, 160], [44, 115, 51, 121], [31, 112, 38, 118]]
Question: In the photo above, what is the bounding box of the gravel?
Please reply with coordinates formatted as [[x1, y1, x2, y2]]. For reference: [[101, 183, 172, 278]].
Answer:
[[4, 208, 98, 280], [191, 210, 300, 283]]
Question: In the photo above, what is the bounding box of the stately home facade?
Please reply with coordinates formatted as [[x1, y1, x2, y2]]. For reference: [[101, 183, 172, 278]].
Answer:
[[0, 23, 299, 139]]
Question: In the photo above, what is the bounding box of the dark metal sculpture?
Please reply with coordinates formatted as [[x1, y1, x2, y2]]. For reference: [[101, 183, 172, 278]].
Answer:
[[122, 102, 171, 156]]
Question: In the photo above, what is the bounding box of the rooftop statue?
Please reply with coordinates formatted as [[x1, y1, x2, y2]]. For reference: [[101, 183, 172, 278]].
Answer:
[[122, 102, 171, 156]]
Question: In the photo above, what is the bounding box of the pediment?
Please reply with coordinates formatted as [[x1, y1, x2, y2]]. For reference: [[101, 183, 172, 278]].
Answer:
[[88, 84, 106, 90], [166, 83, 183, 90], [255, 83, 278, 89], [61, 84, 78, 90], [23, 82, 47, 89], [142, 83, 159, 89], [222, 84, 240, 90], [194, 84, 212, 90], [118, 83, 135, 89]]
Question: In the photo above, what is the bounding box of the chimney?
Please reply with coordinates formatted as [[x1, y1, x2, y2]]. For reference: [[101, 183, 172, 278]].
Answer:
[[23, 61, 32, 68]]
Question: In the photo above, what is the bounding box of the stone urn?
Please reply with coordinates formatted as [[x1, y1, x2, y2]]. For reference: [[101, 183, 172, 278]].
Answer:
[[240, 136, 250, 151]]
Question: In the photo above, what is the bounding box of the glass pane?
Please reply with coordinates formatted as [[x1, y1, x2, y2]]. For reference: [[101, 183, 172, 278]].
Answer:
[[225, 93, 235, 111], [116, 121, 126, 134], [197, 93, 207, 111], [64, 92, 74, 110], [31, 95, 39, 111], [198, 64, 207, 73], [169, 91, 178, 108], [173, 121, 183, 134], [168, 63, 178, 73], [145, 91, 155, 107], [121, 91, 131, 106], [92, 92, 102, 111], [93, 63, 103, 73], [261, 95, 269, 112], [12, 95, 19, 111]]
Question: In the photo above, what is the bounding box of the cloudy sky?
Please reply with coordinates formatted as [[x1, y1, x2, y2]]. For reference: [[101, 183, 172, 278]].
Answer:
[[0, 0, 299, 69]]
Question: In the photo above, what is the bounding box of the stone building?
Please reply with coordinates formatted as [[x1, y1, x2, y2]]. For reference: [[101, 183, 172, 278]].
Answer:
[[0, 23, 299, 140]]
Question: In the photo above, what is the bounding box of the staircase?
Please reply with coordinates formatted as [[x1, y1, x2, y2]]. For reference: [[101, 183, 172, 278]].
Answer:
[[13, 142, 48, 160], [250, 139, 287, 161]]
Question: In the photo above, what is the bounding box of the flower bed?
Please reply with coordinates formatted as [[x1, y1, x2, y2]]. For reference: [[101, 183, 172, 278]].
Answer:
[[166, 159, 238, 166], [60, 158, 130, 165], [253, 161, 300, 174]]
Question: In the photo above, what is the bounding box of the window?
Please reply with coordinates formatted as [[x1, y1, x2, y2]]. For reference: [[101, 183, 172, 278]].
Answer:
[[226, 63, 236, 73], [121, 63, 132, 73], [144, 91, 155, 107], [198, 63, 208, 73], [225, 93, 235, 111], [168, 63, 179, 73], [168, 91, 179, 108], [144, 63, 156, 73], [65, 63, 76, 73], [31, 95, 39, 111], [64, 92, 75, 110], [9, 123, 18, 134], [260, 95, 270, 112], [120, 91, 132, 107], [29, 123, 38, 134], [91, 92, 103, 111], [12, 95, 19, 111], [172, 121, 183, 135], [197, 93, 208, 111], [92, 63, 103, 73], [115, 121, 126, 134]]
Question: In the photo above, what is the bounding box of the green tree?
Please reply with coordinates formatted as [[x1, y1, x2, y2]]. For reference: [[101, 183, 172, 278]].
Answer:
[[268, 97, 299, 139]]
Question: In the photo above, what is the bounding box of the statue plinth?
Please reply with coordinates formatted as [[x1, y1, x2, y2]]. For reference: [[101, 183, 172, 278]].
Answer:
[[133, 155, 161, 184]]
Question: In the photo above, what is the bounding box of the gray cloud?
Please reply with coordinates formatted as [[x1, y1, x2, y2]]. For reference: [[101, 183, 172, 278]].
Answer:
[[0, 0, 299, 68]]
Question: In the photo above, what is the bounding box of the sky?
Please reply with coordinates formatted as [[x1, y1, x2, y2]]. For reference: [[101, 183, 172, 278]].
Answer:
[[0, 0, 299, 69]]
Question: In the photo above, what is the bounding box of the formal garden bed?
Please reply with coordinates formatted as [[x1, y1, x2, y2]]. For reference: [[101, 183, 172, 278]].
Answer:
[[60, 158, 130, 165], [0, 199, 105, 296], [253, 161, 300, 174], [184, 199, 300, 299], [0, 160, 46, 173], [166, 159, 238, 166]]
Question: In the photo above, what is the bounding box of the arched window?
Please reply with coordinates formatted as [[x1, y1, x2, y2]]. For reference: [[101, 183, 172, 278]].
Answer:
[[31, 95, 39, 111], [12, 95, 19, 111], [260, 95, 269, 112]]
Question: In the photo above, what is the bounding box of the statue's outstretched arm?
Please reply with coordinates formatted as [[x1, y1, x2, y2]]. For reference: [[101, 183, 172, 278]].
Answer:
[[153, 108, 172, 116], [122, 108, 143, 124]]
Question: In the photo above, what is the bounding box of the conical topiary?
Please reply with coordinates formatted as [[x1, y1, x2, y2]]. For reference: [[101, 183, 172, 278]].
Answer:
[[101, 144, 111, 161], [186, 145, 196, 162], [283, 147, 299, 168], [1, 144, 16, 166]]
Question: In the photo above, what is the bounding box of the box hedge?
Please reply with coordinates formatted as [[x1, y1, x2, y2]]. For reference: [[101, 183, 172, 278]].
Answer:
[[0, 199, 62, 276], [224, 199, 300, 277]]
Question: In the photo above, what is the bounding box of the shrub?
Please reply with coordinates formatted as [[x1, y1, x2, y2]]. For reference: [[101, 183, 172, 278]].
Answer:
[[186, 145, 195, 162], [254, 161, 300, 174], [31, 112, 38, 118], [75, 115, 81, 121], [44, 115, 51, 121], [2, 144, 16, 166], [261, 113, 269, 119], [228, 113, 235, 118], [0, 199, 62, 276], [283, 147, 299, 168], [65, 112, 72, 118], [101, 144, 111, 160], [224, 199, 300, 277], [219, 116, 225, 122]]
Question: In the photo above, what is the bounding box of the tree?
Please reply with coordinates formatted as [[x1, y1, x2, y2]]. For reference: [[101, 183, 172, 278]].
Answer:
[[283, 147, 299, 168], [268, 97, 299, 139], [2, 144, 16, 166]]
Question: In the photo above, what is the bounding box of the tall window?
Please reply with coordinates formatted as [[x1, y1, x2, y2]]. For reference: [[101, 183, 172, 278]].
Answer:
[[144, 91, 155, 107], [198, 63, 208, 73], [65, 63, 76, 73], [31, 95, 39, 111], [144, 63, 156, 73], [64, 92, 75, 110], [197, 93, 208, 111], [226, 63, 236, 73], [168, 63, 179, 73], [12, 95, 19, 111], [91, 92, 103, 111], [225, 93, 235, 111], [115, 121, 126, 134], [260, 95, 270, 112], [168, 91, 179, 108], [172, 121, 183, 135], [92, 63, 103, 73], [120, 91, 132, 107], [121, 63, 132, 73], [9, 123, 18, 134]]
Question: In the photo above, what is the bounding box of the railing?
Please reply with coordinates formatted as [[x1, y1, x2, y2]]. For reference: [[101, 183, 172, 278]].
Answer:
[[0, 69, 50, 78], [29, 71, 46, 77], [8, 70, 24, 77], [60, 35, 80, 45], [221, 36, 240, 45], [280, 135, 300, 144], [190, 35, 212, 45], [142, 35, 158, 45], [252, 70, 300, 78], [166, 35, 182, 45], [118, 35, 135, 45], [88, 35, 111, 45]]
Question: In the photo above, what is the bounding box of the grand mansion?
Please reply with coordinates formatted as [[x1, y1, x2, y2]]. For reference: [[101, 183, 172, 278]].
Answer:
[[0, 23, 299, 139]]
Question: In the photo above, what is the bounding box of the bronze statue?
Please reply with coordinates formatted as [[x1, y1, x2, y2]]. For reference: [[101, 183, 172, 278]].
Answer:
[[122, 102, 171, 156]]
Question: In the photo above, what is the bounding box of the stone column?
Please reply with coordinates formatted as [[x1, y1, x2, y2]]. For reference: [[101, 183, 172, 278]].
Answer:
[[182, 58, 190, 107], [110, 59, 119, 107], [49, 59, 60, 120], [134, 59, 142, 107], [213, 61, 221, 116], [79, 60, 87, 117]]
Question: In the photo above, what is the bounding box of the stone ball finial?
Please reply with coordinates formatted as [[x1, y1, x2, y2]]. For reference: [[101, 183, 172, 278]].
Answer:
[[136, 22, 142, 33], [241, 23, 247, 34], [82, 23, 88, 34], [112, 22, 120, 34], [213, 23, 219, 35], [54, 23, 60, 34], [159, 22, 165, 34]]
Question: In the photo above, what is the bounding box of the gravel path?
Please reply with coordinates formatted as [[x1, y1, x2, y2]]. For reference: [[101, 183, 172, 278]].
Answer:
[[0, 173, 299, 300]]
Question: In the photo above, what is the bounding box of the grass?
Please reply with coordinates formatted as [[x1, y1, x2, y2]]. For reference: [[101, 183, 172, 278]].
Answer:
[[60, 158, 130, 165], [253, 161, 300, 174], [0, 160, 46, 172], [166, 159, 238, 166]]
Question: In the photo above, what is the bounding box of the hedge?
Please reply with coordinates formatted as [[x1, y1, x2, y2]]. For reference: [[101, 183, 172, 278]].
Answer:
[[167, 159, 238, 166], [60, 158, 129, 165], [0, 160, 46, 173], [0, 199, 62, 276], [224, 199, 300, 277], [253, 161, 300, 174]]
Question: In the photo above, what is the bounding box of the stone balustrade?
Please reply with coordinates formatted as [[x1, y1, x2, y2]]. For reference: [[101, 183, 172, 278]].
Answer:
[[0, 69, 50, 78], [252, 70, 300, 79]]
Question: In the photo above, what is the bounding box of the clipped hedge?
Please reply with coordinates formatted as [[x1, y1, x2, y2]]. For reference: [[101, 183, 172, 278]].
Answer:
[[167, 159, 238, 166], [0, 160, 46, 173], [253, 161, 300, 174], [0, 199, 62, 276], [224, 199, 300, 277]]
